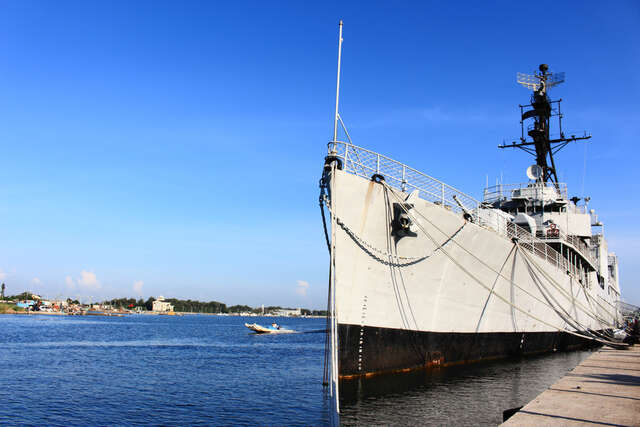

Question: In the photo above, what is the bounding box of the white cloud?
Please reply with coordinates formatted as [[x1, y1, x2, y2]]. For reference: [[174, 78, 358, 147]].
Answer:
[[65, 275, 76, 289], [32, 277, 41, 285], [296, 280, 309, 297], [78, 270, 100, 290], [133, 280, 144, 296], [64, 271, 102, 292], [64, 270, 101, 291]]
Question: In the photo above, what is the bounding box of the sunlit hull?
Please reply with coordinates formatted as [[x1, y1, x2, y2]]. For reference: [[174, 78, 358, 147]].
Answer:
[[329, 168, 617, 378]]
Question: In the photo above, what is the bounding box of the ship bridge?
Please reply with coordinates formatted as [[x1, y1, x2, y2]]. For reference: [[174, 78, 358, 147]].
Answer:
[[483, 181, 599, 275], [483, 181, 568, 211]]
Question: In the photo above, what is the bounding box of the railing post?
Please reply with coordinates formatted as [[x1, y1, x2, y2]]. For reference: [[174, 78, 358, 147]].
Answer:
[[545, 244, 547, 263], [441, 183, 445, 205], [344, 145, 349, 171], [376, 154, 380, 174]]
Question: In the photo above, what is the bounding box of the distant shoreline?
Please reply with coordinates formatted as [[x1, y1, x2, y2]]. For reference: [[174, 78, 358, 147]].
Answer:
[[0, 310, 325, 319]]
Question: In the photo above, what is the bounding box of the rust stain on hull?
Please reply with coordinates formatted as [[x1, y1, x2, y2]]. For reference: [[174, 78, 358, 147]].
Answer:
[[359, 180, 377, 234], [339, 355, 505, 380]]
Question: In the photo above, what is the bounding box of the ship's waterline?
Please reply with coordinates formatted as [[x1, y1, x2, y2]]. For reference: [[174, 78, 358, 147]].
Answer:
[[338, 323, 601, 378]]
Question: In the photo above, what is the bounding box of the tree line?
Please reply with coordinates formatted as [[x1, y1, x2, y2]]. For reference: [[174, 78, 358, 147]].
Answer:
[[101, 297, 327, 315], [3, 290, 327, 315]]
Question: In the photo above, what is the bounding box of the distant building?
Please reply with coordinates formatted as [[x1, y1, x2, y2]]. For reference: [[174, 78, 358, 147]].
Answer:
[[152, 296, 174, 312], [53, 300, 69, 308], [273, 308, 301, 317], [16, 300, 36, 309]]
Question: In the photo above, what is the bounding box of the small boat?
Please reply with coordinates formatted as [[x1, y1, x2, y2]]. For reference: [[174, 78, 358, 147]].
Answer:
[[244, 323, 294, 334], [613, 329, 628, 341]]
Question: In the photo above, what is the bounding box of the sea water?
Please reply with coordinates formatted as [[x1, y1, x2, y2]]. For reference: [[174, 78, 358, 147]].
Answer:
[[0, 314, 592, 426]]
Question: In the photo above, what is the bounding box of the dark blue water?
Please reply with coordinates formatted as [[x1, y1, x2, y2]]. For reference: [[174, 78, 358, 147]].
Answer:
[[339, 349, 593, 426], [0, 314, 593, 426], [0, 314, 330, 426]]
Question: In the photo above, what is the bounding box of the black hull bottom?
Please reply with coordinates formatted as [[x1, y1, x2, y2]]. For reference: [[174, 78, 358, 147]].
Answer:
[[338, 323, 602, 378]]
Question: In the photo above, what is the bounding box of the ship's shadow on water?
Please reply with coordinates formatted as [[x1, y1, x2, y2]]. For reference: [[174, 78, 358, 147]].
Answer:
[[339, 349, 596, 426]]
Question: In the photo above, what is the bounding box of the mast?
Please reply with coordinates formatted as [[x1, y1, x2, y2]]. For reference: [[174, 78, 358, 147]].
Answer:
[[500, 64, 591, 185], [332, 20, 344, 145]]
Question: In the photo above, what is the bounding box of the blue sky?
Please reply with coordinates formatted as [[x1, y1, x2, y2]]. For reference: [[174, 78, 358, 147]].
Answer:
[[0, 1, 639, 308]]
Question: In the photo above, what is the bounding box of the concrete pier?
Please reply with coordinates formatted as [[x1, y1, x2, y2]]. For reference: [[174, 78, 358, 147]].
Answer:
[[502, 344, 640, 426]]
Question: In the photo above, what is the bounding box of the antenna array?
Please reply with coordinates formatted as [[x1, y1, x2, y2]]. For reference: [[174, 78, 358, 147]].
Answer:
[[517, 66, 565, 94], [516, 72, 541, 91], [501, 64, 590, 185]]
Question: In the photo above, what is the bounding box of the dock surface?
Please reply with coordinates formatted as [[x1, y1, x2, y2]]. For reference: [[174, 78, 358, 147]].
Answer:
[[502, 344, 640, 426]]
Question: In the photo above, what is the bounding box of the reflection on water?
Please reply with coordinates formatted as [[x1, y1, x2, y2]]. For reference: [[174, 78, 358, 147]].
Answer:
[[340, 350, 594, 426]]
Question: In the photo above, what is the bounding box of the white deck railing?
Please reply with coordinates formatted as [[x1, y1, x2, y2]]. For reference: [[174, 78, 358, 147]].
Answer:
[[329, 141, 480, 215], [483, 182, 568, 203], [536, 229, 597, 268]]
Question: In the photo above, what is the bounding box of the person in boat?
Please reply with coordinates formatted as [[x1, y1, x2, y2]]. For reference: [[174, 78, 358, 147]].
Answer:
[[271, 322, 280, 330]]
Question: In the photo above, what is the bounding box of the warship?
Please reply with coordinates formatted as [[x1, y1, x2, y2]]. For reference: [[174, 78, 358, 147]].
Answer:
[[320, 23, 623, 408]]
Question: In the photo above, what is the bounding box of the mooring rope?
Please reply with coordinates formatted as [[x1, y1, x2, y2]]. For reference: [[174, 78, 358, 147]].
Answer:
[[382, 185, 430, 364], [519, 243, 617, 324], [382, 181, 616, 330], [475, 245, 517, 333], [319, 173, 331, 387], [520, 248, 612, 342], [322, 194, 465, 267], [328, 163, 340, 410], [380, 181, 625, 348], [519, 247, 616, 341]]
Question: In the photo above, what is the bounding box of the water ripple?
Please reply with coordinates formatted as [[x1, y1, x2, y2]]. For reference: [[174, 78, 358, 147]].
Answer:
[[0, 314, 330, 426]]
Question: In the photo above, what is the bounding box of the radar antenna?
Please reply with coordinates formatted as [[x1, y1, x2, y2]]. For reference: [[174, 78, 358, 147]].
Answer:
[[501, 64, 590, 185]]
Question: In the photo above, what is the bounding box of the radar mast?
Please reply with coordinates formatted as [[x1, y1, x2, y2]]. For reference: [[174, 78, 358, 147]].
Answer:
[[500, 64, 591, 185]]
